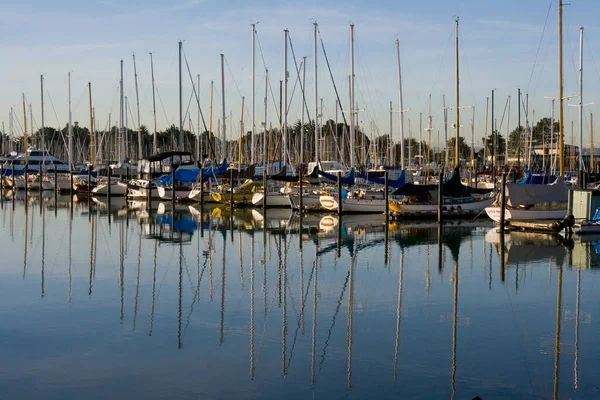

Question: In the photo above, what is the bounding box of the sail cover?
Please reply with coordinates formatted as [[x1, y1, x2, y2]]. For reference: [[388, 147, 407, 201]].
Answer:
[[505, 176, 568, 207]]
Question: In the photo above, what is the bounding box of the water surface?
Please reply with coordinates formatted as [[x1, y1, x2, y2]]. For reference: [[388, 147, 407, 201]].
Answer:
[[0, 192, 599, 399]]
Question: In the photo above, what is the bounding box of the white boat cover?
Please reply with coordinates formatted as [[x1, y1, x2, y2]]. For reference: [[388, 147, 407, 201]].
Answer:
[[505, 177, 568, 207]]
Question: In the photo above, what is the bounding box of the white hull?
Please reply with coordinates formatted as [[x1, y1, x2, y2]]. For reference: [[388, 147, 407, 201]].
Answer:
[[319, 195, 387, 214], [157, 186, 193, 201], [27, 180, 54, 191], [92, 181, 128, 196], [394, 197, 495, 215], [484, 207, 567, 223], [288, 193, 324, 210], [15, 180, 27, 190], [574, 222, 600, 234], [55, 176, 73, 192], [252, 192, 291, 207], [188, 187, 214, 203]]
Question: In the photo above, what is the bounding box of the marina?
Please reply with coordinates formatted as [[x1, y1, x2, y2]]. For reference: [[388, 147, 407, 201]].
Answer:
[[3, 0, 600, 398]]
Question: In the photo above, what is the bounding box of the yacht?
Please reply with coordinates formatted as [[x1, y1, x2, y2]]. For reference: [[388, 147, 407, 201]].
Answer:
[[2, 148, 70, 173]]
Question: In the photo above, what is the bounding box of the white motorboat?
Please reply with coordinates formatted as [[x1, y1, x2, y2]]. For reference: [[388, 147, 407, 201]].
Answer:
[[128, 179, 160, 199], [3, 148, 70, 173]]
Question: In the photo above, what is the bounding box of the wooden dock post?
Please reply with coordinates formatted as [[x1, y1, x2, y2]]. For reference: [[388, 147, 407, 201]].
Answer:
[[337, 172, 342, 215], [171, 163, 176, 206], [500, 173, 507, 230], [230, 169, 234, 209], [437, 171, 443, 224], [384, 171, 389, 222], [299, 163, 303, 212], [199, 168, 204, 206], [262, 170, 267, 210], [69, 170, 74, 197], [39, 166, 43, 192], [107, 167, 112, 197]]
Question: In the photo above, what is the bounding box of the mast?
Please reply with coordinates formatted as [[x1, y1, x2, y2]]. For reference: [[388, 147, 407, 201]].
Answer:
[[23, 95, 28, 163], [471, 106, 475, 170], [349, 24, 355, 170], [119, 60, 124, 162], [40, 75, 45, 151], [396, 39, 405, 169], [506, 96, 510, 167], [313, 22, 319, 164], [283, 29, 289, 168], [68, 72, 73, 168], [150, 52, 158, 154], [427, 95, 432, 180], [88, 82, 95, 165], [133, 53, 143, 160], [209, 81, 214, 158], [389, 101, 393, 165], [419, 112, 422, 167], [179, 41, 184, 151], [301, 58, 306, 167], [221, 53, 226, 160], [197, 74, 201, 164], [251, 23, 256, 165], [517, 89, 521, 169], [491, 89, 495, 172], [454, 17, 460, 167], [591, 113, 595, 171], [558, 0, 565, 175], [263, 69, 268, 168], [239, 97, 244, 172], [578, 26, 584, 172], [443, 95, 448, 168]]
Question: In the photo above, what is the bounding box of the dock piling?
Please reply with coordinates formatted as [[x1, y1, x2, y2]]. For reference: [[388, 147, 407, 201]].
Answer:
[[500, 173, 507, 230], [437, 171, 443, 224], [337, 172, 342, 215]]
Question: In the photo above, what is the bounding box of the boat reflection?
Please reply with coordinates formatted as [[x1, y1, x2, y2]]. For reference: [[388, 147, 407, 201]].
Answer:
[[486, 230, 570, 267]]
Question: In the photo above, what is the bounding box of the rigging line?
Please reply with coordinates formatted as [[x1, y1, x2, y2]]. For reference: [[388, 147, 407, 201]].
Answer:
[[504, 276, 537, 397], [45, 91, 63, 128], [181, 47, 215, 154], [254, 31, 281, 123], [285, 255, 317, 370], [285, 60, 302, 118], [182, 83, 196, 131], [71, 85, 89, 115], [287, 33, 312, 123], [256, 248, 295, 364], [317, 27, 349, 128], [497, 96, 510, 132], [224, 56, 244, 100], [354, 35, 383, 133], [427, 30, 453, 98], [458, 28, 478, 107], [153, 82, 173, 128], [585, 38, 600, 89], [526, 0, 554, 94], [318, 269, 350, 372], [182, 255, 209, 341]]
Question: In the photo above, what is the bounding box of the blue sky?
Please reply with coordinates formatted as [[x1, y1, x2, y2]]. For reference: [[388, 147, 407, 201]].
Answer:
[[3, 0, 600, 151]]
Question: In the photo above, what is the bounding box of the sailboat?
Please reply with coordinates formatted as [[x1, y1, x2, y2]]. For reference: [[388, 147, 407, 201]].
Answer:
[[485, 3, 571, 225]]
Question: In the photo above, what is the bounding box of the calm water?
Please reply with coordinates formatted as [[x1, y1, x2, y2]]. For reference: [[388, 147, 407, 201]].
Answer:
[[1, 192, 600, 399]]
